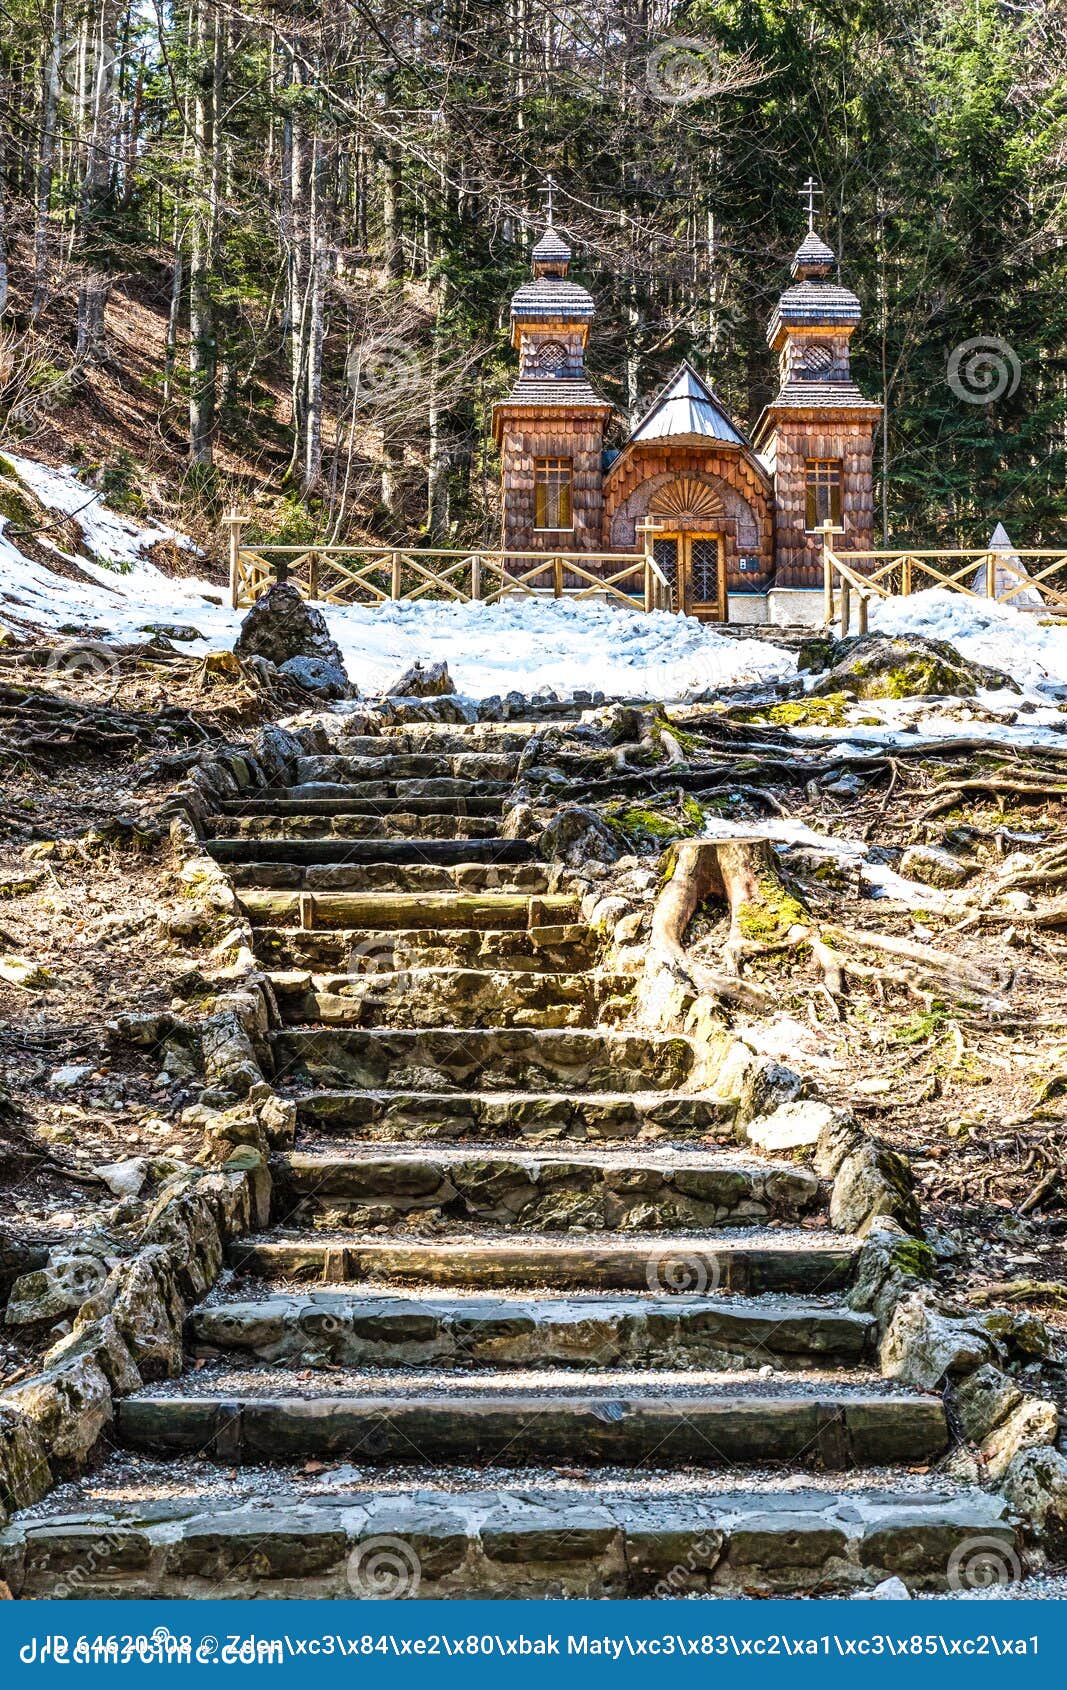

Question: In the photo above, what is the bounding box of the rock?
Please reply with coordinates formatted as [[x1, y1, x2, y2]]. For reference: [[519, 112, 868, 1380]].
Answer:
[[847, 1223, 935, 1322], [278, 655, 349, 700], [107, 1249, 185, 1381], [0, 1405, 52, 1515], [0, 955, 48, 989], [3, 1352, 112, 1463], [900, 845, 971, 889], [1000, 1446, 1067, 1551], [980, 1395, 1059, 1481], [949, 1364, 1023, 1444], [92, 1158, 148, 1199], [747, 1099, 848, 1153], [50, 1064, 93, 1089], [386, 660, 454, 697], [541, 807, 621, 867], [830, 1141, 920, 1234], [139, 623, 204, 642], [809, 633, 1018, 701], [233, 582, 348, 677], [870, 1576, 911, 1599], [5, 1253, 110, 1328], [879, 1292, 995, 1390], [43, 1314, 141, 1395], [812, 1111, 865, 1179]]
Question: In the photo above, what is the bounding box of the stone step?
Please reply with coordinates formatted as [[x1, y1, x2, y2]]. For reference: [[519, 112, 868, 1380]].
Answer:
[[115, 1377, 944, 1469], [216, 813, 502, 841], [228, 861, 558, 895], [219, 793, 506, 817], [207, 838, 538, 869], [262, 778, 513, 802], [253, 925, 600, 974], [270, 1146, 821, 1231], [267, 968, 630, 1030], [0, 1479, 1016, 1597], [270, 1027, 699, 1092], [229, 863, 554, 895], [191, 1291, 869, 1369], [292, 1087, 735, 1143], [333, 731, 535, 756], [229, 1230, 847, 1292], [292, 749, 613, 784], [241, 890, 578, 931]]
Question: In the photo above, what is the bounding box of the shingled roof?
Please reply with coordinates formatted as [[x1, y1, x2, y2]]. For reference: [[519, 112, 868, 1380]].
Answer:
[[627, 362, 748, 446], [498, 377, 609, 409], [509, 278, 596, 322], [531, 227, 572, 263]]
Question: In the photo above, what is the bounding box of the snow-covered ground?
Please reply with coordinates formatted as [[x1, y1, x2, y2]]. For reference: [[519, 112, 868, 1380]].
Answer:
[[0, 456, 791, 700], [4, 451, 1067, 707]]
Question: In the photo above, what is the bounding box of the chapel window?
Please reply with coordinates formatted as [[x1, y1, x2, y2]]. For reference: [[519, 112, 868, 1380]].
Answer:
[[534, 458, 573, 530], [805, 459, 842, 530]]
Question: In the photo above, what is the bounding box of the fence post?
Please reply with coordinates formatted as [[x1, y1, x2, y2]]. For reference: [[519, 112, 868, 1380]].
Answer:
[[307, 550, 319, 601], [902, 555, 912, 597], [839, 575, 851, 639], [223, 512, 246, 609], [391, 551, 402, 599], [821, 521, 835, 626], [985, 550, 997, 599], [858, 592, 869, 636], [471, 555, 482, 602], [553, 555, 564, 598]]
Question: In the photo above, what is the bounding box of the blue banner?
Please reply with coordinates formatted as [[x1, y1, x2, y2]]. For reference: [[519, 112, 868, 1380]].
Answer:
[[1, 1600, 1059, 1690]]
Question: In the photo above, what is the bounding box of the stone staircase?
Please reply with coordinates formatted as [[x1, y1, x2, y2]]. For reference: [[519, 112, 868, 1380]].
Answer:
[[6, 718, 1016, 1598]]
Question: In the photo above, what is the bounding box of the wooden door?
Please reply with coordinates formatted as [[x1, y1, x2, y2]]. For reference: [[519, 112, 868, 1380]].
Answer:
[[652, 535, 680, 612], [683, 533, 726, 620]]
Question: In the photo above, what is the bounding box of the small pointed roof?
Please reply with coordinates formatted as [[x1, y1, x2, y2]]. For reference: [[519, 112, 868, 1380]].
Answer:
[[972, 523, 1045, 608], [532, 226, 571, 264], [628, 362, 748, 447], [792, 230, 836, 277]]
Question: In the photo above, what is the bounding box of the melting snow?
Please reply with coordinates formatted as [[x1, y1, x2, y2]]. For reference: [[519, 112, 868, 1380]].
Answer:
[[0, 455, 795, 700], [869, 587, 1067, 694]]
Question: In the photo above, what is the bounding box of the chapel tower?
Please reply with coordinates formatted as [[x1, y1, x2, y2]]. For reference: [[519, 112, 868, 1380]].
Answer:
[[492, 216, 612, 553], [752, 199, 882, 590]]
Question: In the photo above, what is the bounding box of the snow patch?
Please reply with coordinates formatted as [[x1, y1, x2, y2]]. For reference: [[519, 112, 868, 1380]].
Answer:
[[869, 587, 1067, 694], [3, 452, 194, 568]]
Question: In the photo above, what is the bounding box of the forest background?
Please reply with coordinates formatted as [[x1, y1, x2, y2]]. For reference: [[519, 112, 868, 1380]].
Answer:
[[0, 0, 1064, 557]]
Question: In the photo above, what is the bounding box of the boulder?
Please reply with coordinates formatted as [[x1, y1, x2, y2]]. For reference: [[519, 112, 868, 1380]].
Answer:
[[386, 660, 454, 697], [5, 1251, 110, 1328], [746, 1099, 848, 1153], [1000, 1446, 1067, 1551], [2, 1352, 112, 1464], [540, 807, 621, 866], [830, 1141, 920, 1234], [278, 655, 349, 700], [980, 1395, 1058, 1481], [0, 1405, 52, 1517], [808, 633, 1018, 700], [900, 845, 972, 889], [234, 582, 348, 677], [879, 1291, 995, 1389]]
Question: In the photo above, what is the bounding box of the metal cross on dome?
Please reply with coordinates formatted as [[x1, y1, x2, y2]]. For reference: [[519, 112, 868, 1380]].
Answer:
[[543, 174, 555, 225], [798, 175, 822, 232]]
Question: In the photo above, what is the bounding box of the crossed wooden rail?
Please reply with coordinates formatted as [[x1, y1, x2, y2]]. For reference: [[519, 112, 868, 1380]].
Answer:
[[224, 519, 674, 615], [821, 532, 1067, 637]]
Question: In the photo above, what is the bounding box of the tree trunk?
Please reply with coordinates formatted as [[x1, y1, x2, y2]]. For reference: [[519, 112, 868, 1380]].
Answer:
[[31, 2, 63, 318], [188, 0, 221, 469]]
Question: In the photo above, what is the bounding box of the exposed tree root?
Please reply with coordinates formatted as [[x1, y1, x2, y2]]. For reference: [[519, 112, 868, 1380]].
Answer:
[[917, 777, 1067, 820]]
